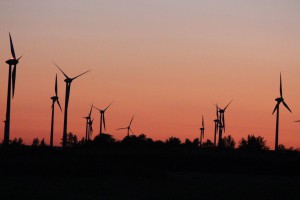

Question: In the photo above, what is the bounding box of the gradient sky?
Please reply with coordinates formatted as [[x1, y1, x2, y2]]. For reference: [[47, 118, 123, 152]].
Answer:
[[0, 0, 300, 149]]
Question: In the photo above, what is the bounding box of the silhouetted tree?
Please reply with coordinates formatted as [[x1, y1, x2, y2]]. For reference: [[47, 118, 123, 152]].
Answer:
[[78, 137, 85, 145], [40, 138, 47, 147], [32, 138, 40, 147], [10, 138, 24, 146], [278, 144, 298, 151], [184, 138, 199, 149], [166, 137, 181, 146], [278, 144, 286, 151], [62, 132, 78, 147], [238, 134, 269, 151], [219, 135, 236, 150], [201, 139, 215, 149], [184, 138, 192, 146], [93, 133, 116, 145], [121, 134, 153, 146]]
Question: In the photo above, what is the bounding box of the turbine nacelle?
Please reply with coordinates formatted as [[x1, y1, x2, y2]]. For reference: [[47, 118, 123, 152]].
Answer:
[[6, 58, 18, 65], [51, 96, 59, 101], [275, 97, 283, 102], [64, 78, 73, 83]]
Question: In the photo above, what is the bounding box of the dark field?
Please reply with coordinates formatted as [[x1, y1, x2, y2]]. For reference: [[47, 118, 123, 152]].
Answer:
[[0, 146, 299, 200]]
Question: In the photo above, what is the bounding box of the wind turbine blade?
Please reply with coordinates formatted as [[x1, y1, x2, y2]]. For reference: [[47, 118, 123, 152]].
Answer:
[[222, 114, 225, 132], [130, 128, 134, 134], [103, 114, 106, 130], [294, 120, 300, 122], [89, 104, 93, 117], [92, 105, 101, 111], [280, 73, 283, 98], [57, 99, 62, 111], [55, 74, 58, 96], [17, 56, 22, 61], [282, 100, 292, 113], [272, 103, 279, 115], [71, 69, 91, 80], [116, 127, 127, 130], [104, 101, 113, 111], [53, 62, 69, 79], [12, 65, 16, 98], [9, 33, 16, 59], [202, 115, 204, 129], [129, 116, 134, 126], [216, 104, 219, 119], [224, 100, 233, 111]]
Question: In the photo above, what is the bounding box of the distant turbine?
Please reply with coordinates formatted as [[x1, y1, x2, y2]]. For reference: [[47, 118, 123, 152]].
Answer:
[[116, 116, 134, 137], [216, 100, 232, 147], [272, 73, 292, 151], [93, 102, 113, 135], [200, 115, 205, 146], [50, 74, 62, 147], [3, 33, 22, 145], [83, 105, 93, 141], [54, 62, 91, 147]]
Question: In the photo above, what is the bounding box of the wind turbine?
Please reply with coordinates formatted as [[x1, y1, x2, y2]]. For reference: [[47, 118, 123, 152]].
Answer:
[[216, 100, 232, 147], [50, 74, 62, 147], [3, 33, 22, 145], [88, 118, 94, 140], [116, 116, 134, 137], [83, 105, 93, 141], [54, 62, 91, 147], [272, 73, 292, 151], [93, 102, 113, 135], [213, 104, 220, 146], [199, 115, 205, 146]]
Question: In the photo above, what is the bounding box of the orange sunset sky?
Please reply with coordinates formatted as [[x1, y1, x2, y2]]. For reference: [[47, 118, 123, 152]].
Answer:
[[0, 1, 300, 149]]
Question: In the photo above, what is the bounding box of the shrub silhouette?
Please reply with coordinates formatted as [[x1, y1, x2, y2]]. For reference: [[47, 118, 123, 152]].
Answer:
[[238, 134, 269, 151]]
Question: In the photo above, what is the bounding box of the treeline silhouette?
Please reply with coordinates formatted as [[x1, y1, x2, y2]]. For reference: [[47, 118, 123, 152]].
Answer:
[[2, 133, 297, 152]]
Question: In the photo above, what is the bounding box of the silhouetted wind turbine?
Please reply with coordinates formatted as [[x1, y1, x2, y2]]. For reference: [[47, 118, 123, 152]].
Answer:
[[83, 105, 93, 141], [93, 102, 113, 135], [50, 74, 62, 147], [54, 62, 91, 147], [88, 118, 94, 139], [213, 104, 220, 146], [272, 73, 292, 151], [3, 33, 22, 145], [216, 100, 232, 147], [199, 115, 205, 146], [116, 116, 134, 137]]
